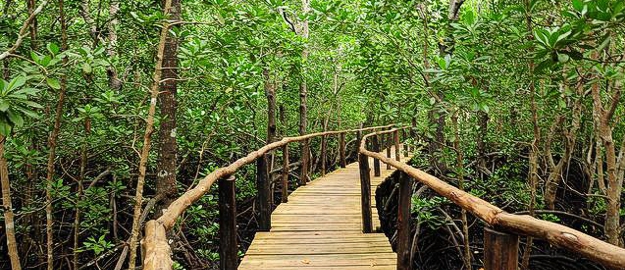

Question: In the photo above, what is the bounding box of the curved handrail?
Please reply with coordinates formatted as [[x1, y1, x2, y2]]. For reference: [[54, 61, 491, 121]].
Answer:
[[142, 124, 398, 270], [358, 128, 625, 269]]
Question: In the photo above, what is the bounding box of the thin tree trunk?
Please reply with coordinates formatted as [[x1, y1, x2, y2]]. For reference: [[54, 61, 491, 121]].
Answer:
[[452, 112, 471, 270], [44, 1, 68, 268], [591, 72, 622, 246], [73, 119, 90, 270], [78, 0, 98, 42], [521, 0, 540, 266], [0, 135, 21, 270], [27, 0, 37, 50], [299, 0, 310, 185], [155, 0, 181, 216], [264, 68, 277, 143], [107, 0, 122, 91], [127, 0, 174, 268]]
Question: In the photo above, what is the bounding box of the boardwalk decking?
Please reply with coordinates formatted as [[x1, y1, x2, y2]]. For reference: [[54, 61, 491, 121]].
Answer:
[[239, 146, 411, 269]]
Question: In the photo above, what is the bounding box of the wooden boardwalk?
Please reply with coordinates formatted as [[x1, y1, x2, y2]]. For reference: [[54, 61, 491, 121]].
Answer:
[[239, 146, 410, 269]]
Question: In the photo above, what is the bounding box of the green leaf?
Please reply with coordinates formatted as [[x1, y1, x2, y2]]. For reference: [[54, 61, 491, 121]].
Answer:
[[7, 77, 26, 92], [16, 107, 40, 119], [82, 63, 93, 74], [557, 53, 570, 63], [13, 88, 41, 96], [47, 43, 60, 55], [30, 51, 40, 62], [19, 100, 43, 109], [0, 119, 11, 136], [0, 101, 9, 112], [46, 78, 61, 90], [572, 0, 584, 12], [7, 110, 24, 127]]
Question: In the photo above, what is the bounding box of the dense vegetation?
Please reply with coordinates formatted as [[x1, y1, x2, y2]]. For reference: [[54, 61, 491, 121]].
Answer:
[[0, 0, 624, 269]]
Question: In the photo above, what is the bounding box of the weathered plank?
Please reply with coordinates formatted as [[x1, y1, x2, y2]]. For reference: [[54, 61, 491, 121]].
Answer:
[[238, 146, 411, 269]]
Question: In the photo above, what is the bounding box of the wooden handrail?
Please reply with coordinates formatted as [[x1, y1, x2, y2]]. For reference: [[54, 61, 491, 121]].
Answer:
[[358, 129, 625, 269], [142, 124, 398, 270]]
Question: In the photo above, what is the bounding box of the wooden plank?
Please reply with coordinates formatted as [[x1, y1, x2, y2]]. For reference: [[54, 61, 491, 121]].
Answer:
[[239, 145, 412, 270]]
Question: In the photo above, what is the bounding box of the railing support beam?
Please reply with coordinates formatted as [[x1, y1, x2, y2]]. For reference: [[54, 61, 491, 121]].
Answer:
[[339, 132, 346, 168], [394, 130, 400, 162], [373, 135, 381, 176], [484, 227, 519, 270], [402, 129, 409, 157], [396, 172, 412, 270], [358, 153, 373, 233], [281, 144, 289, 203], [219, 175, 238, 270], [257, 155, 271, 231], [386, 133, 392, 170]]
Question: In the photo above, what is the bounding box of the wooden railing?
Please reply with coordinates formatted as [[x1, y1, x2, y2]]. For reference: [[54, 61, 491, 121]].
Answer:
[[358, 128, 625, 270], [141, 124, 397, 270]]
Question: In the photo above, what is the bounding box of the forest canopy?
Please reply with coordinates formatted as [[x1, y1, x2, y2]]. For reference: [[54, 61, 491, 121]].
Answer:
[[0, 0, 624, 269]]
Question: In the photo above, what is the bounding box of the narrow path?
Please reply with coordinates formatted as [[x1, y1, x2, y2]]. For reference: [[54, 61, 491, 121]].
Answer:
[[239, 146, 411, 269]]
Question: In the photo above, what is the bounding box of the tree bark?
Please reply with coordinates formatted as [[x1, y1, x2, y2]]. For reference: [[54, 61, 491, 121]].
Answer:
[[299, 0, 310, 185], [452, 112, 471, 270], [0, 135, 21, 270], [44, 1, 68, 268], [127, 0, 174, 268], [155, 0, 181, 216], [107, 0, 122, 91], [521, 0, 540, 266]]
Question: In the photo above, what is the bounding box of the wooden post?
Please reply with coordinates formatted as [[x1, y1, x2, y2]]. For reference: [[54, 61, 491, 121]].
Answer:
[[219, 175, 237, 270], [256, 155, 271, 231], [339, 132, 346, 168], [356, 129, 363, 154], [386, 133, 392, 170], [402, 129, 409, 157], [300, 139, 308, 186], [394, 130, 401, 162], [484, 227, 519, 270], [358, 153, 373, 233], [282, 144, 289, 203], [396, 172, 412, 270], [373, 135, 381, 177], [321, 134, 327, 176]]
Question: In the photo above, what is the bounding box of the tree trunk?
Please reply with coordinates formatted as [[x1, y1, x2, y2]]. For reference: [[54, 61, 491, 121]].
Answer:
[[127, 0, 174, 268], [107, 0, 122, 91], [0, 135, 21, 270], [264, 68, 277, 143], [73, 119, 90, 270], [299, 0, 310, 185], [27, 0, 37, 50], [44, 1, 68, 268], [155, 0, 181, 216], [452, 112, 472, 270], [521, 0, 540, 266]]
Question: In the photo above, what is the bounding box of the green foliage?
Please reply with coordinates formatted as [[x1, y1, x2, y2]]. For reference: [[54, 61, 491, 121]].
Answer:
[[0, 77, 42, 135]]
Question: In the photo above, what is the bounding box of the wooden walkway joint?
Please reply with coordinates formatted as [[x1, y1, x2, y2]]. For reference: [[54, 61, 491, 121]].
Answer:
[[239, 146, 411, 269]]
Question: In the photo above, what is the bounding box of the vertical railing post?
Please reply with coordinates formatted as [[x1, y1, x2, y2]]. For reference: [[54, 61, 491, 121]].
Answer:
[[358, 152, 373, 233], [484, 227, 519, 270], [257, 154, 271, 231], [386, 132, 392, 170], [300, 139, 309, 186], [356, 128, 363, 161], [394, 129, 401, 162], [402, 129, 409, 157], [321, 134, 327, 176], [339, 132, 346, 168], [373, 134, 381, 176], [282, 144, 289, 203], [396, 172, 412, 270], [219, 175, 237, 270]]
